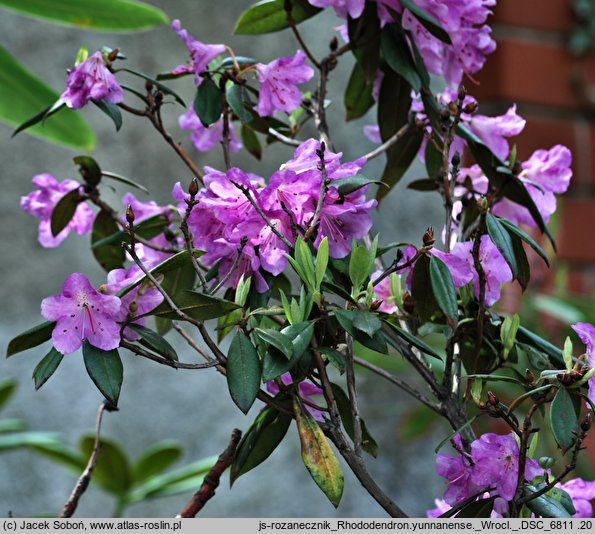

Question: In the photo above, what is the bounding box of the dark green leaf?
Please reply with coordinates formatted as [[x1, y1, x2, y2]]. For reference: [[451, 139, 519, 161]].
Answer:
[[333, 174, 383, 196], [119, 68, 185, 107], [456, 497, 495, 518], [227, 331, 262, 414], [510, 230, 531, 291], [217, 308, 243, 343], [381, 25, 421, 91], [408, 178, 439, 191], [220, 56, 257, 70], [0, 380, 16, 410], [82, 342, 123, 406], [411, 254, 438, 323], [497, 217, 550, 267], [486, 213, 518, 278], [317, 347, 345, 374], [230, 406, 291, 484], [0, 0, 168, 31], [549, 387, 578, 450], [1, 46, 95, 150], [334, 309, 387, 353], [6, 321, 55, 357], [79, 436, 131, 496], [126, 324, 178, 361], [344, 61, 374, 121], [133, 441, 182, 485], [92, 99, 122, 131], [383, 321, 444, 360], [234, 0, 321, 35], [32, 348, 63, 390], [73, 155, 101, 187], [429, 255, 458, 323], [347, 2, 381, 80], [424, 137, 443, 178], [254, 328, 294, 359], [400, 0, 451, 43], [195, 77, 222, 127], [50, 188, 82, 237], [352, 311, 381, 337], [240, 124, 262, 160], [321, 281, 356, 303], [525, 486, 573, 518], [530, 484, 576, 516], [154, 316, 172, 336], [101, 171, 149, 194], [91, 213, 168, 249], [283, 322, 314, 360], [331, 383, 378, 457], [227, 84, 253, 123], [151, 290, 240, 321], [517, 326, 564, 368], [263, 347, 297, 381], [91, 209, 125, 272]]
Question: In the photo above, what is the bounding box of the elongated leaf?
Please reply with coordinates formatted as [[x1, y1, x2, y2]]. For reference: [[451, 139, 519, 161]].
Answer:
[[119, 68, 185, 107], [254, 328, 294, 359], [331, 383, 378, 457], [195, 77, 222, 127], [0, 0, 168, 31], [226, 83, 253, 124], [82, 342, 123, 406], [381, 25, 421, 91], [408, 178, 439, 191], [73, 156, 101, 184], [411, 254, 438, 323], [234, 0, 321, 34], [92, 99, 122, 131], [525, 486, 573, 518], [517, 326, 564, 367], [79, 436, 131, 496], [126, 324, 178, 361], [333, 174, 383, 196], [240, 124, 262, 160], [1, 46, 95, 150], [293, 399, 344, 507], [226, 331, 262, 414], [101, 171, 149, 194], [486, 213, 518, 278], [151, 290, 240, 321], [348, 2, 381, 80], [50, 188, 82, 237], [429, 255, 458, 323], [400, 0, 451, 43], [497, 217, 550, 267], [6, 321, 55, 357], [352, 310, 381, 337], [92, 213, 168, 249], [383, 321, 443, 360], [133, 441, 182, 485], [0, 381, 17, 410], [230, 406, 292, 484], [510, 230, 530, 290], [91, 209, 125, 272], [344, 61, 374, 121], [549, 387, 577, 450], [32, 348, 63, 390], [456, 497, 495, 518]]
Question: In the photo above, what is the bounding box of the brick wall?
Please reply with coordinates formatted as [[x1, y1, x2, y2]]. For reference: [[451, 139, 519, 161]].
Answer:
[[473, 0, 595, 295]]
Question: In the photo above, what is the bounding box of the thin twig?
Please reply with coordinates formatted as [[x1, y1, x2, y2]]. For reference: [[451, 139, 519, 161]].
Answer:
[[59, 402, 109, 518], [209, 237, 248, 295], [176, 429, 242, 517], [284, 0, 320, 69], [345, 335, 363, 455], [172, 321, 214, 362], [121, 340, 219, 369], [268, 127, 302, 146], [303, 143, 328, 242], [180, 184, 208, 289], [221, 89, 232, 170], [363, 124, 412, 161]]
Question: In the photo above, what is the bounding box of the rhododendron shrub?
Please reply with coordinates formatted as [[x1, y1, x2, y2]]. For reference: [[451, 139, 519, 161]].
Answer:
[[7, 0, 595, 519]]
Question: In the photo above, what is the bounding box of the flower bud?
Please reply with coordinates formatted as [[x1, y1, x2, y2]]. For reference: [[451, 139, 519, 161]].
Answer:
[[125, 204, 135, 225], [440, 108, 451, 121], [447, 101, 458, 115], [463, 101, 478, 114], [422, 227, 435, 247], [487, 390, 499, 406], [188, 177, 199, 197], [581, 413, 592, 432], [451, 152, 460, 167], [538, 456, 555, 469], [525, 368, 535, 383], [129, 301, 138, 313], [457, 85, 467, 102], [403, 292, 414, 314], [145, 80, 153, 93], [329, 36, 338, 51]]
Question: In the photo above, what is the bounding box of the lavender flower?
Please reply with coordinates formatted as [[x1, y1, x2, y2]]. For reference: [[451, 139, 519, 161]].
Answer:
[[307, 0, 365, 19], [171, 20, 226, 87], [571, 322, 595, 405], [255, 50, 314, 117], [266, 373, 325, 421], [371, 270, 397, 314], [121, 193, 169, 225], [60, 51, 124, 109], [21, 173, 94, 248], [41, 273, 121, 355], [558, 478, 595, 518], [178, 107, 242, 153], [436, 437, 478, 505]]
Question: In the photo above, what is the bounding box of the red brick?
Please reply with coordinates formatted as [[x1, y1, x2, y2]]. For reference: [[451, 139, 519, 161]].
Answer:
[[474, 39, 594, 110], [558, 198, 595, 262], [491, 0, 574, 33]]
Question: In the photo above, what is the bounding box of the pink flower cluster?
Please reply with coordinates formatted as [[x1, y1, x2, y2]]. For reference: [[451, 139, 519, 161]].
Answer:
[[173, 139, 375, 292]]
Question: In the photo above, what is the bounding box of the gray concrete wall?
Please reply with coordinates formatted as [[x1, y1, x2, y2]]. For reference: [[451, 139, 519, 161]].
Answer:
[[0, 0, 445, 517]]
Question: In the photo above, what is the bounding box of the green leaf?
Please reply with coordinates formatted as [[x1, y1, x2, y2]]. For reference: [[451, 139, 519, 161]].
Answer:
[[335, 309, 387, 353], [151, 290, 241, 322], [240, 124, 262, 160], [50, 188, 82, 237], [6, 321, 55, 357], [234, 0, 321, 34], [195, 78, 222, 127], [315, 237, 329, 290], [411, 254, 438, 323], [344, 61, 374, 121], [383, 321, 443, 360], [424, 137, 443, 179], [332, 174, 383, 196], [381, 25, 421, 91], [317, 347, 345, 374], [226, 331, 262, 414], [496, 217, 550, 267], [0, 0, 168, 31], [133, 441, 182, 485], [101, 171, 149, 194], [1, 46, 95, 150], [510, 231, 531, 291], [82, 342, 123, 406], [293, 398, 344, 507], [348, 2, 381, 80], [92, 99, 122, 131], [79, 436, 132, 496], [92, 213, 168, 249], [549, 387, 578, 450], [486, 213, 518, 278], [429, 255, 458, 323], [456, 497, 495, 518], [350, 241, 372, 292], [119, 68, 185, 107], [227, 84, 254, 124], [400, 0, 451, 44], [254, 328, 294, 359], [230, 406, 291, 485], [352, 311, 381, 337], [217, 308, 243, 343], [0, 380, 17, 410], [126, 324, 178, 361], [331, 384, 378, 457], [517, 326, 565, 368], [91, 209, 125, 272], [408, 178, 439, 191], [32, 348, 63, 390], [283, 322, 314, 360], [525, 486, 573, 518]]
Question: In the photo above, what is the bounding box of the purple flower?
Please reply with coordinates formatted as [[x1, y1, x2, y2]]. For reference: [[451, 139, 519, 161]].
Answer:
[[471, 433, 542, 501], [266, 373, 325, 421], [571, 322, 595, 406], [41, 273, 121, 355], [121, 193, 169, 225], [307, 0, 365, 19], [178, 107, 242, 153], [558, 478, 595, 518], [171, 20, 226, 87], [363, 125, 382, 143], [371, 270, 397, 314], [255, 50, 314, 117], [60, 51, 123, 109], [436, 437, 478, 505], [493, 145, 572, 227], [467, 105, 525, 161], [427, 499, 451, 518], [20, 173, 94, 248]]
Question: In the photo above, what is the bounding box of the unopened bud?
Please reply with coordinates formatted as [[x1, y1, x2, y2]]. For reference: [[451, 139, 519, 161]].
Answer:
[[422, 227, 435, 247], [145, 80, 153, 93], [370, 300, 382, 311], [463, 101, 478, 114], [581, 413, 592, 432], [155, 91, 163, 104], [487, 391, 499, 406], [396, 248, 404, 263], [129, 301, 138, 313], [107, 48, 119, 63], [447, 101, 458, 115], [457, 85, 467, 102], [451, 152, 460, 167], [329, 36, 338, 51], [403, 292, 414, 314], [440, 108, 451, 121], [476, 196, 489, 212], [188, 178, 199, 197], [539, 456, 555, 469], [525, 369, 535, 383], [125, 204, 135, 225]]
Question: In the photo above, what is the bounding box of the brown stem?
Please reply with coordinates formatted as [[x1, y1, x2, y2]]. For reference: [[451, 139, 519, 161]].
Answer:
[[120, 340, 219, 369], [345, 335, 363, 456], [303, 143, 328, 242], [284, 1, 320, 69]]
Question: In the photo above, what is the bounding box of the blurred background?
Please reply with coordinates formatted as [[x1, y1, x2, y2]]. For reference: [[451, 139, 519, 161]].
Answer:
[[0, 0, 594, 518]]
